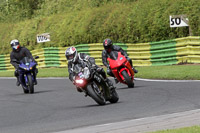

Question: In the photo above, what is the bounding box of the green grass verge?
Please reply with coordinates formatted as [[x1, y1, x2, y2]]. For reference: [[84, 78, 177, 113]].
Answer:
[[0, 65, 200, 80], [149, 126, 200, 133], [135, 65, 200, 80], [0, 67, 68, 77]]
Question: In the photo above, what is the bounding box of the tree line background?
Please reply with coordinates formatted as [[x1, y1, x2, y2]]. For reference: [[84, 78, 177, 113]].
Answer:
[[0, 0, 199, 54]]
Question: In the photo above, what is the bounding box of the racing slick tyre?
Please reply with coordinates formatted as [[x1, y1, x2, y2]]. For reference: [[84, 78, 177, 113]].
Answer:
[[121, 70, 134, 88], [109, 89, 119, 103], [27, 74, 34, 94], [22, 86, 29, 94], [87, 83, 106, 105]]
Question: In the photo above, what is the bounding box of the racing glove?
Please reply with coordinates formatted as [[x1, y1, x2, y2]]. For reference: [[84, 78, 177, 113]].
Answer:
[[106, 64, 110, 69]]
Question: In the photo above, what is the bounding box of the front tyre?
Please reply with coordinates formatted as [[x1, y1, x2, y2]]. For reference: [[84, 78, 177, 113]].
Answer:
[[27, 74, 34, 94], [109, 89, 119, 103], [121, 70, 134, 88], [87, 83, 106, 105]]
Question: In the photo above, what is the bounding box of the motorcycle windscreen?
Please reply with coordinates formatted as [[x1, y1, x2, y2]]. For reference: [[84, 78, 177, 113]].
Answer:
[[20, 57, 30, 64], [20, 57, 36, 68], [107, 52, 127, 69], [73, 64, 82, 74]]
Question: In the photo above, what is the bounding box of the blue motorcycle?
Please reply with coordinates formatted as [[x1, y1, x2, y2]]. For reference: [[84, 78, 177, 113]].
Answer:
[[17, 56, 39, 94]]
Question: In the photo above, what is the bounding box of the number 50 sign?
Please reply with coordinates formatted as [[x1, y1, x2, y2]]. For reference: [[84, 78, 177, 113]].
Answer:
[[170, 15, 189, 27]]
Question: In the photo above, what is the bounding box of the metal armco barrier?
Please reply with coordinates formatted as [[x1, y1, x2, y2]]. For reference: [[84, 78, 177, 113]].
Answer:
[[0, 36, 199, 71]]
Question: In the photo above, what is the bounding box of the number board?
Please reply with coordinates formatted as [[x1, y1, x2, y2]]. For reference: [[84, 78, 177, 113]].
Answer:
[[170, 15, 189, 27], [37, 33, 50, 43]]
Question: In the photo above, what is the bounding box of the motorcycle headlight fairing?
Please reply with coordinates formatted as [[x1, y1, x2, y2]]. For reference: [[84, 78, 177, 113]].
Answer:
[[75, 79, 84, 84]]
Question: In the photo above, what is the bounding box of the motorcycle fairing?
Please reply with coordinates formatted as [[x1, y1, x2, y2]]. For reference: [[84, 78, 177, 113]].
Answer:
[[107, 52, 127, 69], [19, 61, 37, 71], [18, 57, 37, 89], [107, 52, 134, 83]]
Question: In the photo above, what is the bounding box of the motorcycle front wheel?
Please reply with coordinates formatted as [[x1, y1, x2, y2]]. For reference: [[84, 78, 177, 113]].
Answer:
[[121, 70, 134, 88], [27, 74, 34, 94], [87, 83, 106, 105], [109, 89, 119, 103]]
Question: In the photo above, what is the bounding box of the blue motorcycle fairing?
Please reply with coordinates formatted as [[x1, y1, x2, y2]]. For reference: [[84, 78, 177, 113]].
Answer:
[[18, 57, 37, 89], [19, 61, 37, 71]]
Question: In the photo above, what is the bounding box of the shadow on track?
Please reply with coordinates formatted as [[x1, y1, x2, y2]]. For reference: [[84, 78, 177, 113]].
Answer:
[[71, 101, 122, 109], [7, 90, 55, 96], [116, 85, 145, 90], [33, 90, 55, 94]]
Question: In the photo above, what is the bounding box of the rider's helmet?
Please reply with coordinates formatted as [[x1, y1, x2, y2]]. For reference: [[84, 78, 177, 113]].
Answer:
[[103, 38, 113, 53], [65, 46, 78, 63], [10, 39, 20, 51]]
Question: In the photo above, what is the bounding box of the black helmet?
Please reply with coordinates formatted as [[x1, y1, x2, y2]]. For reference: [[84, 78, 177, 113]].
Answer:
[[103, 39, 113, 52]]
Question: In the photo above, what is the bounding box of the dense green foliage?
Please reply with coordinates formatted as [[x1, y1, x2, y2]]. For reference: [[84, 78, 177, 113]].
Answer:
[[0, 0, 199, 54]]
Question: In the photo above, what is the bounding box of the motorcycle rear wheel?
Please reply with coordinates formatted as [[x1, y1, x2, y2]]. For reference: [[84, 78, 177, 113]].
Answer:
[[87, 83, 106, 105], [22, 86, 29, 94], [121, 70, 134, 88]]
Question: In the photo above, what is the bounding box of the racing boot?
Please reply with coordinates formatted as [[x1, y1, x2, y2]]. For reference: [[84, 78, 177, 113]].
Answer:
[[34, 79, 37, 85], [105, 78, 116, 92], [114, 77, 119, 84], [16, 76, 20, 86], [132, 67, 138, 73], [33, 68, 38, 85], [15, 70, 20, 86]]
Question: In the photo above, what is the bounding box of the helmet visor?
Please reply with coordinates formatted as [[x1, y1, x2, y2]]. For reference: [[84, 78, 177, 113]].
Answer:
[[11, 42, 20, 50], [66, 51, 76, 61], [104, 45, 112, 52]]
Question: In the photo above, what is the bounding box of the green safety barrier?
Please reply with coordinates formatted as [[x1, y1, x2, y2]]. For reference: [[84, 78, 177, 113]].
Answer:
[[0, 36, 200, 71], [127, 42, 151, 66], [150, 39, 177, 66], [0, 55, 6, 71]]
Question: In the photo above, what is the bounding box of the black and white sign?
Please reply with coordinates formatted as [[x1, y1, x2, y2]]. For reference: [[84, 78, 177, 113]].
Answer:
[[37, 33, 50, 43], [170, 15, 189, 27]]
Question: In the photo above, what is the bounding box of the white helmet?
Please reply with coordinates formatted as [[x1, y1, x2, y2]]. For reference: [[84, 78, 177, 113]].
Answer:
[[65, 46, 78, 62], [10, 39, 20, 50]]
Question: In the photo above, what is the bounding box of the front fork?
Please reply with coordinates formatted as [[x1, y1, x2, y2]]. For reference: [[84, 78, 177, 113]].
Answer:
[[25, 73, 33, 86], [20, 73, 34, 87], [96, 78, 111, 100]]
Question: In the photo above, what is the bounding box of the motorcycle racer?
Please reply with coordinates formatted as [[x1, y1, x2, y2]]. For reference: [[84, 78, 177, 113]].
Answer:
[[10, 39, 38, 87], [102, 38, 138, 83], [65, 46, 115, 92]]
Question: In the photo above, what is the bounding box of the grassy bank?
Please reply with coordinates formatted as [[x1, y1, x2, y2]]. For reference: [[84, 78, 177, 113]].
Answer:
[[1, 65, 200, 80], [150, 126, 200, 133], [136, 65, 200, 80], [0, 0, 200, 54], [0, 68, 68, 77]]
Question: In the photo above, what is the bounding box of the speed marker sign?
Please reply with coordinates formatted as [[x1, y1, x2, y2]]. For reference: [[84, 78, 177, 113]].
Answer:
[[37, 33, 50, 43], [170, 15, 189, 27]]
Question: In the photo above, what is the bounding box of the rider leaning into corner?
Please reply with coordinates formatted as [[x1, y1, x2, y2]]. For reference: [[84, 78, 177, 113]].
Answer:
[[10, 39, 38, 87], [102, 38, 138, 83], [65, 46, 116, 92]]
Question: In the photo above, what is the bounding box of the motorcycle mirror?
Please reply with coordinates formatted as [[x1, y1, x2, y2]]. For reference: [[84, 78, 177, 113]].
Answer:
[[35, 56, 39, 59]]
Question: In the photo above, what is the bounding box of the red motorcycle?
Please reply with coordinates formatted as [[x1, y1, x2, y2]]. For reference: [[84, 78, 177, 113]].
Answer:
[[107, 51, 134, 88]]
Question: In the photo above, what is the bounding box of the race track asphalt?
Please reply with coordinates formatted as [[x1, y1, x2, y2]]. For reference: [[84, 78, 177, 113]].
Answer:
[[0, 78, 200, 133]]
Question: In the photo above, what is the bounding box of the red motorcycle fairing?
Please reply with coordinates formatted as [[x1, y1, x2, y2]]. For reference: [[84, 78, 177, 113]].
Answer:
[[75, 76, 87, 88], [107, 52, 134, 84]]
